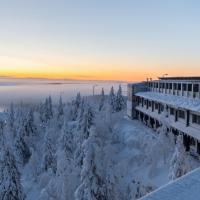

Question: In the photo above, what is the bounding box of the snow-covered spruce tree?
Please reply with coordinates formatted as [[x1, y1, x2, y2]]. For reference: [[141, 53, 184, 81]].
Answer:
[[115, 85, 125, 112], [75, 102, 95, 169], [48, 96, 53, 119], [78, 102, 95, 140], [7, 103, 17, 139], [57, 96, 64, 119], [40, 96, 54, 123], [127, 180, 154, 200], [0, 148, 25, 200], [54, 121, 77, 200], [0, 120, 5, 144], [99, 88, 105, 111], [70, 92, 82, 121], [42, 134, 57, 174], [169, 135, 191, 181], [8, 103, 15, 130], [156, 124, 173, 164], [75, 127, 107, 200], [24, 108, 37, 137], [14, 133, 31, 166], [77, 98, 85, 122], [109, 86, 116, 112], [60, 121, 74, 159]]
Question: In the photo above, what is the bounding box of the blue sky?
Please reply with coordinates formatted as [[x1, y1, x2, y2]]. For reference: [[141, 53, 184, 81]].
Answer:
[[0, 0, 200, 80]]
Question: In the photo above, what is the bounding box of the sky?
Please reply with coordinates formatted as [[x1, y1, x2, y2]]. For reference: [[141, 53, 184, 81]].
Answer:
[[0, 0, 200, 81]]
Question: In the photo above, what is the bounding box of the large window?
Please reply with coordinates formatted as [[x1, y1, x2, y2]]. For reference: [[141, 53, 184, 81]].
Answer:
[[183, 84, 187, 91], [173, 83, 177, 90], [192, 114, 200, 125], [178, 110, 185, 119], [194, 84, 199, 93], [188, 84, 192, 92], [178, 83, 181, 90]]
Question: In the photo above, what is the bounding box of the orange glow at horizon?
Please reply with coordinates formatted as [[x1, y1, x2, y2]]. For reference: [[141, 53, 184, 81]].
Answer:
[[1, 56, 200, 81], [1, 64, 200, 81]]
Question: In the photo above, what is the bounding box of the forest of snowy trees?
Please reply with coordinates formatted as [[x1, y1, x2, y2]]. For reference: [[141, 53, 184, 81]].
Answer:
[[0, 85, 197, 200]]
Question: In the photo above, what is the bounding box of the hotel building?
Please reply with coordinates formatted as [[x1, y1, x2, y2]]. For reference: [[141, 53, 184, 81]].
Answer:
[[127, 77, 200, 154]]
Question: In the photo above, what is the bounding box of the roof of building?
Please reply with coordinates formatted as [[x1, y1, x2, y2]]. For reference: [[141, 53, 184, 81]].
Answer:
[[141, 168, 200, 200], [136, 91, 200, 113], [158, 76, 200, 81]]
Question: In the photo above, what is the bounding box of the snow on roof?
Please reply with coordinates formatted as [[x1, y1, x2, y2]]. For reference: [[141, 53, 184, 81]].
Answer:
[[136, 92, 200, 113], [141, 167, 200, 200], [158, 76, 200, 81]]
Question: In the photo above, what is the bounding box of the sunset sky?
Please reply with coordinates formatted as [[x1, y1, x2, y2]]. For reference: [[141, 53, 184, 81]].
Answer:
[[0, 0, 200, 81]]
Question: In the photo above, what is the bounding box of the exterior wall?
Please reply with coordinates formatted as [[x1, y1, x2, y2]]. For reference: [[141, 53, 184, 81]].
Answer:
[[127, 83, 148, 119]]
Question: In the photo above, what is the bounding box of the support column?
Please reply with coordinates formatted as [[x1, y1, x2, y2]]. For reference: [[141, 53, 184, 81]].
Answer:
[[175, 109, 178, 122], [192, 84, 194, 98], [197, 142, 200, 154], [186, 110, 190, 127]]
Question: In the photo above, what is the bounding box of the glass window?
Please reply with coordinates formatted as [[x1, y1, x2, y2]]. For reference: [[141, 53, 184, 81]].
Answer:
[[178, 110, 185, 119], [188, 84, 192, 91], [192, 114, 200, 125], [173, 83, 177, 90], [170, 108, 175, 115], [194, 84, 199, 93], [178, 83, 181, 90], [183, 84, 187, 91]]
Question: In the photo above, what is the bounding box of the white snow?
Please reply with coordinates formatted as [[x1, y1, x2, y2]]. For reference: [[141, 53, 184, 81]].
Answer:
[[136, 91, 200, 112], [141, 167, 200, 200]]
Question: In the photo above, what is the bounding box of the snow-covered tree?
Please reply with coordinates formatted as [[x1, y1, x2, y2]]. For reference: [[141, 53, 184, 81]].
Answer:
[[79, 103, 95, 139], [8, 103, 15, 130], [169, 135, 191, 180], [75, 127, 107, 200], [115, 85, 125, 112], [127, 180, 154, 200], [48, 96, 53, 118], [57, 96, 64, 119], [42, 134, 57, 174], [99, 88, 105, 111], [70, 92, 82, 121], [156, 124, 173, 164], [14, 134, 31, 166], [109, 86, 116, 112], [24, 108, 37, 137], [39, 96, 54, 123], [60, 121, 74, 158], [0, 148, 25, 200]]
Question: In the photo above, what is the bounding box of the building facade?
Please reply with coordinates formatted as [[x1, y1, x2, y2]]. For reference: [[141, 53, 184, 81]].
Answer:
[[127, 77, 200, 154]]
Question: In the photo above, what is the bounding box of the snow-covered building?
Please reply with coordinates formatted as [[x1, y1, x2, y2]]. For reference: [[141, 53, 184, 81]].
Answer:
[[127, 77, 200, 154]]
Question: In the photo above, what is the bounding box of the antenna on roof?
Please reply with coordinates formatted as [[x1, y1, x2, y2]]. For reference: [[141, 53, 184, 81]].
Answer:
[[162, 74, 168, 78]]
